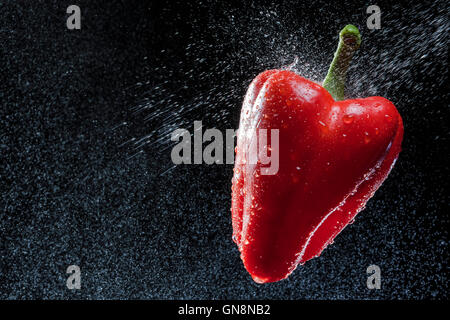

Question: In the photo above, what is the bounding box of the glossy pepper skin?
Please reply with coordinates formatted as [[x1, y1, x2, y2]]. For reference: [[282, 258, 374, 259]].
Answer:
[[231, 25, 403, 283]]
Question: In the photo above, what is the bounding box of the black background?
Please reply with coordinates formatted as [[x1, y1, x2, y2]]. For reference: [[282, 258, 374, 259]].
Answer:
[[0, 0, 448, 299]]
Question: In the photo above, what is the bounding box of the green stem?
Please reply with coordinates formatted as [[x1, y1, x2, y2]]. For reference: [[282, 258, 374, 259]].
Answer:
[[322, 24, 361, 101]]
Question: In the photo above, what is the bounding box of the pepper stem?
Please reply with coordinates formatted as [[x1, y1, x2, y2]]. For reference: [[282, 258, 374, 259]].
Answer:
[[322, 24, 361, 101]]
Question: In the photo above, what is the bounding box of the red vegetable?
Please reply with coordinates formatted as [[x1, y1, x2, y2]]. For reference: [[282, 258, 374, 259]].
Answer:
[[231, 25, 403, 283]]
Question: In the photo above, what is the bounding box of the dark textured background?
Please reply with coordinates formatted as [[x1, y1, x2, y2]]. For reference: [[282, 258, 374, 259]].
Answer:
[[0, 0, 448, 299]]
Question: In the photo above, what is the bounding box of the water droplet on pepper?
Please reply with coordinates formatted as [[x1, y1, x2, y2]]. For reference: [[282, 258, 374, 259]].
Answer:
[[343, 114, 354, 124]]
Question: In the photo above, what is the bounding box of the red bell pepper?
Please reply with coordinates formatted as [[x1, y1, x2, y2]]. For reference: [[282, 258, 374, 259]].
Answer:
[[231, 25, 403, 283]]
